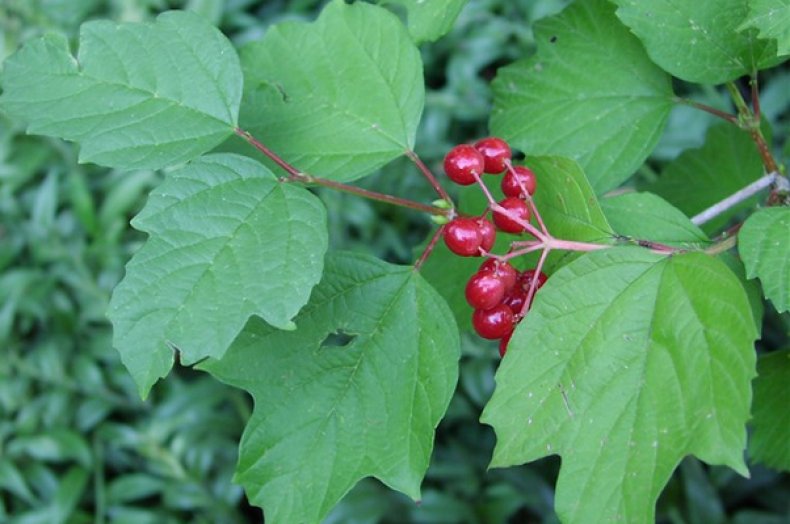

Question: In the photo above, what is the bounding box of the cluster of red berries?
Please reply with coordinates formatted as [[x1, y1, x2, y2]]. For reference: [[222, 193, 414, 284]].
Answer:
[[440, 137, 547, 357]]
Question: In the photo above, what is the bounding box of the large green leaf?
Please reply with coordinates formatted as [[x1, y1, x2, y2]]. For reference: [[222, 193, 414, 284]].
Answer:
[[108, 154, 328, 397], [738, 206, 790, 312], [236, 0, 424, 182], [378, 0, 468, 43], [200, 252, 459, 524], [490, 0, 673, 193], [482, 247, 757, 524], [650, 123, 766, 234], [611, 0, 780, 84], [738, 0, 790, 56], [750, 349, 790, 471], [0, 11, 241, 170], [601, 192, 710, 247]]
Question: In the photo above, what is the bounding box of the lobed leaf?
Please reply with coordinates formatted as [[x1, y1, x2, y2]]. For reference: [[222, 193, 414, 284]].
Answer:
[[738, 0, 790, 56], [377, 0, 469, 43], [650, 123, 767, 234], [108, 154, 328, 397], [490, 0, 673, 193], [601, 192, 710, 247], [610, 0, 780, 84], [482, 247, 757, 524], [749, 349, 790, 471], [200, 251, 460, 524], [0, 11, 242, 170], [738, 206, 790, 312], [236, 0, 424, 182]]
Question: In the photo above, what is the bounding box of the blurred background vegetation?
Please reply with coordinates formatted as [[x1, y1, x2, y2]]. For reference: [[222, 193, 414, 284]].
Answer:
[[0, 0, 788, 522]]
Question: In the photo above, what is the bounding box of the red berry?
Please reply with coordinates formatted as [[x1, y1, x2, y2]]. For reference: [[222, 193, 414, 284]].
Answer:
[[444, 145, 485, 186], [474, 137, 511, 174], [519, 269, 548, 290], [499, 331, 513, 358], [465, 272, 506, 310], [501, 166, 537, 198], [503, 287, 530, 315], [472, 304, 514, 339], [443, 218, 482, 256], [476, 218, 496, 253], [479, 259, 517, 291], [493, 197, 531, 233]]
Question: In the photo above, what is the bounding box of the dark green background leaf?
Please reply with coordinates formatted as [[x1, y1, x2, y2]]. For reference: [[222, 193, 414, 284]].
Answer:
[[749, 349, 790, 471], [650, 123, 767, 233]]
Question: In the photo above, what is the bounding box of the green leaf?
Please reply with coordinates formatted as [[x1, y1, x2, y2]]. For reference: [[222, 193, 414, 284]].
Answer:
[[200, 252, 459, 524], [750, 349, 790, 471], [235, 0, 424, 182], [738, 206, 790, 312], [610, 0, 780, 84], [482, 248, 757, 524], [529, 156, 613, 242], [378, 0, 468, 43], [601, 192, 710, 247], [650, 123, 766, 234], [490, 0, 673, 193], [108, 154, 328, 397], [738, 0, 790, 56], [0, 11, 241, 170]]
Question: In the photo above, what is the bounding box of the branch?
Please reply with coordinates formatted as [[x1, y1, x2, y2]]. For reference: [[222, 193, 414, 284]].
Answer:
[[674, 97, 738, 125], [405, 150, 453, 204], [414, 225, 446, 271], [691, 172, 778, 226], [235, 127, 449, 217]]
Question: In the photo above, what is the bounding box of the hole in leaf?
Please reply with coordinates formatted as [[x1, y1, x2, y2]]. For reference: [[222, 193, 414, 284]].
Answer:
[[319, 330, 357, 350]]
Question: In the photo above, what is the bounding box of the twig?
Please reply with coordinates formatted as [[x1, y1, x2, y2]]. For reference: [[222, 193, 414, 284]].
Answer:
[[674, 97, 738, 125], [235, 127, 449, 217], [405, 150, 453, 204], [691, 172, 778, 226], [414, 225, 446, 270]]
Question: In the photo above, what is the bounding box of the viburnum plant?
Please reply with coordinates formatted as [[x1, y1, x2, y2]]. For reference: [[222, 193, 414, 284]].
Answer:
[[1, 0, 788, 522]]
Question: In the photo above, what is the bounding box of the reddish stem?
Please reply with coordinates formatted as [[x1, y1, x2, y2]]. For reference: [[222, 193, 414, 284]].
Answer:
[[504, 159, 548, 235], [414, 225, 446, 271], [674, 97, 739, 125], [235, 127, 449, 217], [471, 172, 546, 241], [520, 247, 550, 318], [406, 150, 453, 204], [750, 74, 761, 122], [235, 128, 302, 178]]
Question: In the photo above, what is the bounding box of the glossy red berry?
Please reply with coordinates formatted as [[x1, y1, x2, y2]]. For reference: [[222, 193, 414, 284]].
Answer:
[[476, 218, 497, 253], [472, 304, 514, 339], [503, 287, 530, 315], [465, 272, 507, 310], [493, 197, 531, 233], [501, 165, 537, 198], [443, 218, 483, 256], [479, 259, 517, 291], [519, 269, 548, 290], [474, 137, 511, 174], [499, 331, 513, 358], [444, 144, 485, 186]]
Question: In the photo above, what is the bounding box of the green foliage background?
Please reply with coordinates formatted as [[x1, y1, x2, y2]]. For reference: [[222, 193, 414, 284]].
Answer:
[[0, 0, 787, 522]]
